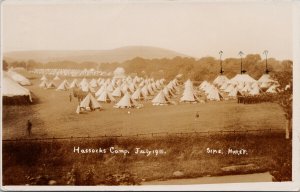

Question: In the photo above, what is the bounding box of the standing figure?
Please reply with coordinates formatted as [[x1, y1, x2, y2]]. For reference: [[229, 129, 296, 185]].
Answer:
[[195, 112, 199, 120], [27, 120, 32, 136], [69, 92, 72, 102]]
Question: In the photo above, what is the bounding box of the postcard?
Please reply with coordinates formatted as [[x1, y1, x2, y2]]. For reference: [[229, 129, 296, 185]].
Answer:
[[1, 0, 299, 191]]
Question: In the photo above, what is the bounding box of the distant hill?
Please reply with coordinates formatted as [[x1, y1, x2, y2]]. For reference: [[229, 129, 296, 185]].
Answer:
[[4, 46, 190, 63]]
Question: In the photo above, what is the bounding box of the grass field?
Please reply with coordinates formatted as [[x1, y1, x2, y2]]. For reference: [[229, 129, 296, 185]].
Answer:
[[3, 77, 286, 140]]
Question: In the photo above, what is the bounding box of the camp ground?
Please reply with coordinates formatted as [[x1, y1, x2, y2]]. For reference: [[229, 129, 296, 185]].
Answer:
[[1, 45, 293, 188], [2, 66, 288, 140], [1, 1, 295, 187]]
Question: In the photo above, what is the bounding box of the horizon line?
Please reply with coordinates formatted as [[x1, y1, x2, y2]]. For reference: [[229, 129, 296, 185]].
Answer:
[[2, 45, 293, 61]]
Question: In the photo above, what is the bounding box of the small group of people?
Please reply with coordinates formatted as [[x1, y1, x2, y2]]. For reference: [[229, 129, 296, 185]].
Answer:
[[237, 93, 276, 104]]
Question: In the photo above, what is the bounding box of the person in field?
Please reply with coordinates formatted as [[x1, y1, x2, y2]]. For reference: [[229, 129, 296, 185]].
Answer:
[[195, 112, 199, 120], [27, 120, 32, 136], [69, 92, 72, 102]]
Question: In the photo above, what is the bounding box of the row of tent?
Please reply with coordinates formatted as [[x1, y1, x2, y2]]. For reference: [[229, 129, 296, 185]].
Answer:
[[178, 73, 281, 103], [75, 78, 181, 112], [32, 68, 111, 77], [217, 74, 278, 90], [2, 68, 180, 108], [33, 67, 130, 79], [3, 67, 281, 106], [40, 72, 280, 111], [39, 76, 169, 98], [77, 74, 261, 112], [36, 72, 182, 111], [199, 73, 280, 101], [77, 92, 143, 112]]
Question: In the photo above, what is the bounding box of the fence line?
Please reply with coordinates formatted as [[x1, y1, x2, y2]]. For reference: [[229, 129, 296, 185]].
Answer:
[[2, 128, 284, 142]]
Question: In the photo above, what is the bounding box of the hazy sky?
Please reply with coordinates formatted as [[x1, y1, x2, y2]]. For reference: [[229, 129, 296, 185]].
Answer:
[[2, 0, 293, 60]]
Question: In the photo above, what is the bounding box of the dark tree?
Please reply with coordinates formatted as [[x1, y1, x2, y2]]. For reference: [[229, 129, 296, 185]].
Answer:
[[3, 60, 8, 71], [273, 70, 293, 139]]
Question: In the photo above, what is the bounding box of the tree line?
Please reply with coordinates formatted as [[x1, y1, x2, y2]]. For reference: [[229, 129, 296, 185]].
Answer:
[[3, 54, 292, 81]]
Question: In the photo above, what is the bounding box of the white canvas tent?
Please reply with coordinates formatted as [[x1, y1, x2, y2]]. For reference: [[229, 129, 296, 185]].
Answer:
[[106, 83, 115, 92], [236, 82, 245, 91], [39, 80, 48, 89], [229, 74, 257, 84], [114, 92, 141, 108], [97, 90, 116, 103], [147, 84, 155, 95], [241, 82, 252, 93], [228, 87, 243, 97], [163, 87, 176, 98], [7, 70, 31, 86], [3, 72, 32, 103], [89, 79, 98, 88], [141, 85, 150, 97], [69, 79, 79, 88], [152, 90, 171, 105], [220, 82, 229, 90], [249, 83, 262, 95], [258, 74, 274, 83], [121, 84, 131, 94], [79, 78, 89, 88], [199, 81, 209, 90], [95, 85, 106, 97], [112, 86, 123, 97], [180, 86, 199, 103], [213, 75, 229, 87], [128, 83, 136, 92], [56, 80, 69, 91], [184, 79, 193, 89], [203, 83, 215, 94], [131, 87, 148, 100], [81, 84, 96, 93], [80, 93, 102, 111], [258, 74, 276, 88], [207, 88, 223, 101], [224, 84, 236, 93], [47, 81, 56, 89], [168, 80, 179, 92]]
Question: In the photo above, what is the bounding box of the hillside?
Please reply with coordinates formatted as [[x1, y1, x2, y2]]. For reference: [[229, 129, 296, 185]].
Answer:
[[4, 46, 189, 63]]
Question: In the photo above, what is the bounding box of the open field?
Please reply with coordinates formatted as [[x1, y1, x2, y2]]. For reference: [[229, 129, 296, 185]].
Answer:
[[3, 77, 286, 140]]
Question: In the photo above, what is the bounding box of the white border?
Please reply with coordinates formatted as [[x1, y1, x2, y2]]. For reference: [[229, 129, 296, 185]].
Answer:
[[1, 0, 300, 191], [1, 0, 4, 191]]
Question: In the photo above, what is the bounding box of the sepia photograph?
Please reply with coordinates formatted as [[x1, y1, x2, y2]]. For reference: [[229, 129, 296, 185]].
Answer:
[[1, 0, 299, 191]]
